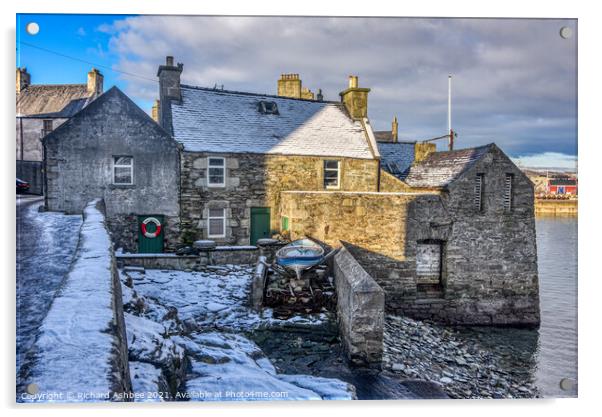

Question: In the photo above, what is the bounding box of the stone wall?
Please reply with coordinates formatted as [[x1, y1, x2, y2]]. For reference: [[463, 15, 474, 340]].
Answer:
[[333, 244, 385, 365], [116, 246, 258, 270], [179, 152, 379, 245], [44, 87, 181, 252]]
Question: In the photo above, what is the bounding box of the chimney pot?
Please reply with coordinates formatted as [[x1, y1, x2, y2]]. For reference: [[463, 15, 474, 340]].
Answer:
[[16, 67, 31, 93], [166, 56, 174, 66], [349, 75, 358, 89]]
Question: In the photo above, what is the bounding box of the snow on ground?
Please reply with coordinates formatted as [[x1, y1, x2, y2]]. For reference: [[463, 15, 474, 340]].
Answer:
[[121, 266, 356, 401], [16, 197, 82, 376], [21, 200, 117, 402], [125, 266, 328, 331]]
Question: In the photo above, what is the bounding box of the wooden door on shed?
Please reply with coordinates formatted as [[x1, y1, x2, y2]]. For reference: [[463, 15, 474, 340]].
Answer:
[[138, 215, 165, 253], [250, 207, 271, 245]]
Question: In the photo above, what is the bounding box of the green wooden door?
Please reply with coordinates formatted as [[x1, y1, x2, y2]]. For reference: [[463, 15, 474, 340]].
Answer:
[[250, 207, 271, 245], [138, 215, 165, 253]]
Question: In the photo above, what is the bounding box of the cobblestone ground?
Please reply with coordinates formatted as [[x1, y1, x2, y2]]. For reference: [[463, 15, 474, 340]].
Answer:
[[16, 196, 82, 379]]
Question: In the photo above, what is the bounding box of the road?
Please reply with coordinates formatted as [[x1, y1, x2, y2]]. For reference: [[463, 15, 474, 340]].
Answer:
[[16, 195, 82, 379]]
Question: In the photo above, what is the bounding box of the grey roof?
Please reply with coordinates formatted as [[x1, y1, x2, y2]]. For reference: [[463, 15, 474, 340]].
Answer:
[[373, 131, 395, 142], [169, 85, 375, 159], [403, 144, 494, 188], [378, 141, 416, 178], [16, 84, 95, 118]]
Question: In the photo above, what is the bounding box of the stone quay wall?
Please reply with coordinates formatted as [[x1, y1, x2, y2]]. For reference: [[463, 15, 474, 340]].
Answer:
[[179, 152, 379, 245], [333, 244, 385, 365]]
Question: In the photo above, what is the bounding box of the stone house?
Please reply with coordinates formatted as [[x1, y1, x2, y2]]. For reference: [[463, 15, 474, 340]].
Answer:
[[16, 67, 104, 193], [154, 55, 539, 325], [43, 86, 181, 253], [155, 57, 381, 246]]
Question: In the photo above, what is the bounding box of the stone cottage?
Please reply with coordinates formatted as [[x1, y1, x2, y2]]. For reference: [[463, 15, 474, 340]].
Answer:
[[43, 86, 181, 253], [154, 56, 539, 326], [16, 67, 104, 194], [155, 57, 381, 246]]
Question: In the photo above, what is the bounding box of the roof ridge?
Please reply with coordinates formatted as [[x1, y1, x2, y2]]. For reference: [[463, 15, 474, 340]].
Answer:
[[180, 84, 339, 104], [26, 83, 87, 88]]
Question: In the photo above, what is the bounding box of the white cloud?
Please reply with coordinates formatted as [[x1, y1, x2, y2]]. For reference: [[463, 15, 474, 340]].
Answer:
[[101, 16, 577, 157], [513, 152, 578, 171]]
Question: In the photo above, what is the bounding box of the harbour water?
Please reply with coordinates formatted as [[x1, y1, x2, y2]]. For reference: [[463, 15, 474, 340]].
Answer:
[[533, 216, 578, 397]]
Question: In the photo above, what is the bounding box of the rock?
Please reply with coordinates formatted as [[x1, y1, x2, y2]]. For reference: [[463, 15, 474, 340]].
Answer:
[[391, 363, 406, 372], [439, 376, 453, 384]]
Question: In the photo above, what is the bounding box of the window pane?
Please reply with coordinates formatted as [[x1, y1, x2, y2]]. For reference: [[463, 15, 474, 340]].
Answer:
[[324, 160, 339, 170], [324, 169, 339, 187], [209, 208, 224, 218], [209, 158, 224, 167], [114, 167, 132, 184], [209, 218, 224, 236], [115, 156, 132, 166], [208, 167, 224, 184]]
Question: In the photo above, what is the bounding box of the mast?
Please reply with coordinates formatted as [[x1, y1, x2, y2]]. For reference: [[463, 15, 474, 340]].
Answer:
[[448, 74, 454, 151]]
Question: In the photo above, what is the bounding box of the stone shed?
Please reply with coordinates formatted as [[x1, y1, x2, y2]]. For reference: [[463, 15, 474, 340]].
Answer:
[[43, 86, 181, 253]]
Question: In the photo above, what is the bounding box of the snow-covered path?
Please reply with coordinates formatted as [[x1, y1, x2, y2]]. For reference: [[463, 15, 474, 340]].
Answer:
[[16, 196, 83, 377]]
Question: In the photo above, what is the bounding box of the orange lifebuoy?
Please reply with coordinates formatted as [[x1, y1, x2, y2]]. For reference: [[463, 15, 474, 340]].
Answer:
[[141, 217, 162, 239]]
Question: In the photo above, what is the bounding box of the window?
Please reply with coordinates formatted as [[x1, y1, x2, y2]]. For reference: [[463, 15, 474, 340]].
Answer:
[[208, 208, 226, 238], [207, 157, 225, 187], [113, 156, 133, 185], [474, 173, 484, 212], [258, 101, 279, 115], [42, 119, 53, 135], [323, 160, 340, 189], [504, 174, 514, 211], [281, 216, 289, 231]]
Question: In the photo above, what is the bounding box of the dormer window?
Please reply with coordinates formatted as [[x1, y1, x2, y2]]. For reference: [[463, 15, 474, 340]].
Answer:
[[258, 101, 279, 115]]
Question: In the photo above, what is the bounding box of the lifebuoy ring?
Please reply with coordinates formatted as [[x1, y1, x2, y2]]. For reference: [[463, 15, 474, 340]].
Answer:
[[141, 217, 162, 239]]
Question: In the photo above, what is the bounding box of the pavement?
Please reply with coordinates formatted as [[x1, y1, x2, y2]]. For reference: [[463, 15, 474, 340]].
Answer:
[[16, 195, 82, 379]]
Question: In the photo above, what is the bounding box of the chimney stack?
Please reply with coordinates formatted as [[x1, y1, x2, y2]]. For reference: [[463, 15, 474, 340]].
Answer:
[[157, 55, 184, 129], [157, 56, 184, 101], [277, 73, 302, 98], [339, 75, 370, 119], [87, 68, 104, 96], [392, 116, 399, 143], [316, 89, 323, 102], [151, 99, 160, 122], [16, 67, 30, 93]]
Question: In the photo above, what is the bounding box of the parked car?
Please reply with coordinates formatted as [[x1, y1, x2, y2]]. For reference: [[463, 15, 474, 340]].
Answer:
[[16, 178, 30, 194]]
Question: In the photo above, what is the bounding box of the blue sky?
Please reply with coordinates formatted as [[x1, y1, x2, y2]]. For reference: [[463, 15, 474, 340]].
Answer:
[[16, 14, 577, 169]]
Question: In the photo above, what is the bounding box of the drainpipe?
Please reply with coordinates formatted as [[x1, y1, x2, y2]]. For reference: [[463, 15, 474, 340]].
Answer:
[[377, 159, 381, 192], [19, 117, 24, 160]]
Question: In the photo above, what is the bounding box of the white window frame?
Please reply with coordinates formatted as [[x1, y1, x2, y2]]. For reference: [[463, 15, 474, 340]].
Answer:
[[323, 160, 341, 190], [112, 156, 134, 185], [207, 157, 226, 187], [207, 207, 226, 238]]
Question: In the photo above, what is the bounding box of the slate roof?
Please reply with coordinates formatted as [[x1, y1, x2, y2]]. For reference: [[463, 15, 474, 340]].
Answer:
[[169, 85, 376, 159], [17, 84, 94, 118], [402, 144, 494, 188], [378, 141, 416, 178]]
